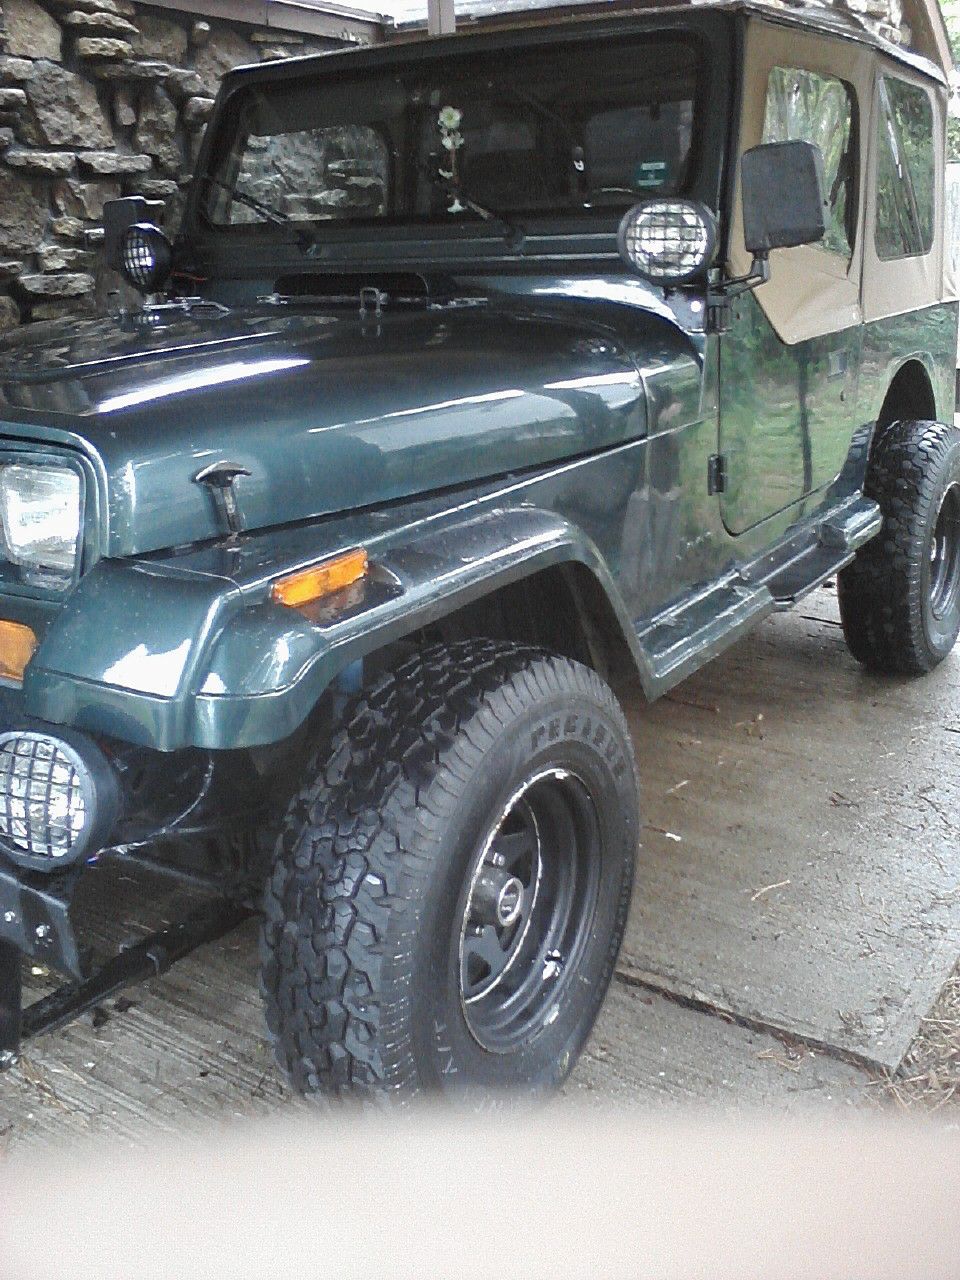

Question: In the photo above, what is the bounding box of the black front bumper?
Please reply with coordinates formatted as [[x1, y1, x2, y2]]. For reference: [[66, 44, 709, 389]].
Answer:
[[0, 714, 270, 1064], [0, 858, 84, 978], [0, 855, 83, 1064], [0, 853, 250, 1065]]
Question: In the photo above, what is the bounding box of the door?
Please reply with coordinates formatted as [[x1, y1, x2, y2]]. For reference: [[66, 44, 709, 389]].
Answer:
[[719, 62, 862, 535]]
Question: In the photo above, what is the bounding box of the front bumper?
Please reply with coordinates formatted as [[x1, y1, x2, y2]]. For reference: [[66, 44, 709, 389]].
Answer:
[[0, 869, 249, 1066], [0, 854, 88, 1067], [0, 857, 83, 978], [0, 704, 277, 1062]]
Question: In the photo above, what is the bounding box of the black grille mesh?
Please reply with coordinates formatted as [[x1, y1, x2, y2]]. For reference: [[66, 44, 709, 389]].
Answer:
[[0, 736, 85, 861], [622, 200, 711, 280], [121, 227, 157, 287]]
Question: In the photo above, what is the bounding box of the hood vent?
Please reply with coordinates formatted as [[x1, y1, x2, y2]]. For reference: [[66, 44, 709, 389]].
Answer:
[[272, 271, 431, 309]]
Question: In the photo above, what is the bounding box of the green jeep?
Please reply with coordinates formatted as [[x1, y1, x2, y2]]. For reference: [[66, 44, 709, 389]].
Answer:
[[0, 0, 957, 1102]]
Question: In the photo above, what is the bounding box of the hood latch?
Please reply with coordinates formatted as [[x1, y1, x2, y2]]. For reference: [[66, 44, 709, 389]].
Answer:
[[194, 461, 251, 538]]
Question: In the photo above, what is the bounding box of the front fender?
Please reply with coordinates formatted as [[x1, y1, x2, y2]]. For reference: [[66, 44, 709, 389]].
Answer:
[[22, 500, 647, 751], [23, 560, 241, 749], [193, 503, 649, 749]]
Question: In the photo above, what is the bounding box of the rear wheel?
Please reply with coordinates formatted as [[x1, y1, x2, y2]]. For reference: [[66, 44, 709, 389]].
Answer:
[[838, 419, 960, 674], [259, 639, 639, 1101]]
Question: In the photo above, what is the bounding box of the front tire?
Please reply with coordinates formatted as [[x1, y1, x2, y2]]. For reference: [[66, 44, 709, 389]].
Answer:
[[259, 640, 639, 1101], [839, 419, 960, 674]]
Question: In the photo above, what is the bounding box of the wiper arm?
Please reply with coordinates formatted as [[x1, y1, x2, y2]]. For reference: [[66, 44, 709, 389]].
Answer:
[[455, 192, 526, 251], [423, 164, 525, 251], [203, 176, 321, 255]]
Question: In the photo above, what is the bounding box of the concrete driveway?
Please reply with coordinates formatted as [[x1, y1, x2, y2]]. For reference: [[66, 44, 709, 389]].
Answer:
[[2, 582, 958, 1146]]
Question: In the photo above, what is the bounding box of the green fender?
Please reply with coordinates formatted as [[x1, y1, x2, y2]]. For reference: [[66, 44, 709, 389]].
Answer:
[[23, 500, 648, 752]]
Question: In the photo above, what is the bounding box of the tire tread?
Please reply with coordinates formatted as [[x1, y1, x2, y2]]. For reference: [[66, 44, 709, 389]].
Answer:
[[838, 418, 960, 674], [259, 638, 634, 1099]]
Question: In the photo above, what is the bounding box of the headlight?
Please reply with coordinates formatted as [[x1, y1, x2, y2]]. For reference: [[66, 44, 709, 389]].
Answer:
[[0, 463, 82, 589]]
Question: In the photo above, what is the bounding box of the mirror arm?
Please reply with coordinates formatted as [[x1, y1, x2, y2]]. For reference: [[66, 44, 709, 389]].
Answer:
[[706, 253, 770, 333]]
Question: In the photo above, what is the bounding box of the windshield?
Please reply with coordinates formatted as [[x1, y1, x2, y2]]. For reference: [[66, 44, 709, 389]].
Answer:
[[202, 35, 701, 233]]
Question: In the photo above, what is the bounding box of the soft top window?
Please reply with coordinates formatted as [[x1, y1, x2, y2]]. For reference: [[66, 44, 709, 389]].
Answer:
[[761, 65, 857, 258], [202, 35, 701, 232], [874, 75, 934, 261]]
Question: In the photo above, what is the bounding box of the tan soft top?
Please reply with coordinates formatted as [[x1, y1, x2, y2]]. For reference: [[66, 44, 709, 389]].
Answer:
[[404, 0, 951, 85], [727, 4, 953, 343]]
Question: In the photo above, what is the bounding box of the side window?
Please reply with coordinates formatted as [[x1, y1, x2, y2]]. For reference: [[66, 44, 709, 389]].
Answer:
[[762, 66, 857, 257], [874, 77, 934, 260]]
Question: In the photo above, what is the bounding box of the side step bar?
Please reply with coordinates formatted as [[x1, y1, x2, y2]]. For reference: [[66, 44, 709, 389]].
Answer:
[[636, 497, 882, 697], [763, 497, 882, 606], [637, 577, 774, 697]]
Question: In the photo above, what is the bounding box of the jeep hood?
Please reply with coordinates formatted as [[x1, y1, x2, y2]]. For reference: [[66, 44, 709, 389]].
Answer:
[[0, 300, 652, 558]]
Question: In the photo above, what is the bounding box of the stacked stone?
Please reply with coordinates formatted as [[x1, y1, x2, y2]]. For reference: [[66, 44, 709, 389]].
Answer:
[[0, 0, 347, 328]]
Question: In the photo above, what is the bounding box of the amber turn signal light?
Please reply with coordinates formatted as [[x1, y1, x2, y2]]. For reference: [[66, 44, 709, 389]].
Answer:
[[0, 620, 37, 683], [270, 548, 369, 610]]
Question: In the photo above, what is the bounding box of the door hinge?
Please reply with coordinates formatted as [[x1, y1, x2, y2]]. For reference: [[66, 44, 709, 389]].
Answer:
[[707, 453, 728, 495]]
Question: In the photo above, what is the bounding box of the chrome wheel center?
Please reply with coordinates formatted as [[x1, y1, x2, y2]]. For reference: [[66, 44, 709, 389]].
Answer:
[[494, 875, 523, 927], [469, 866, 525, 929]]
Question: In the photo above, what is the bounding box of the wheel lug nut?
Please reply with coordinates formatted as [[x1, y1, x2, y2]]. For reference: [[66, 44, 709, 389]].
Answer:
[[488, 852, 506, 868]]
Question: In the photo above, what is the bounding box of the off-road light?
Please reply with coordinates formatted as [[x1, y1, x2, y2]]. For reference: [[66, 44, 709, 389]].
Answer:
[[618, 199, 717, 286], [119, 221, 173, 293], [0, 730, 119, 872]]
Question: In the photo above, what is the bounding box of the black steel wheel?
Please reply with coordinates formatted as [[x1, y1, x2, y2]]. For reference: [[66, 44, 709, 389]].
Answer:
[[260, 639, 639, 1101], [839, 419, 960, 674], [458, 767, 602, 1054], [928, 482, 960, 622]]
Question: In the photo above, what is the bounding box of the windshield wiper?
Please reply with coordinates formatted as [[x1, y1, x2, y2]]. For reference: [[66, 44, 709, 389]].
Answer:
[[206, 169, 524, 255], [455, 192, 526, 251], [202, 176, 321, 255], [422, 164, 525, 251]]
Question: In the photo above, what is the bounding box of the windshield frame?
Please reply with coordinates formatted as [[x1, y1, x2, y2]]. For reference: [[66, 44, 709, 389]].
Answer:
[[178, 11, 734, 274]]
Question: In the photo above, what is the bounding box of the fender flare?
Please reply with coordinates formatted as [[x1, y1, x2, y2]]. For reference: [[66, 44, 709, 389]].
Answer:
[[24, 505, 650, 751], [191, 504, 652, 749]]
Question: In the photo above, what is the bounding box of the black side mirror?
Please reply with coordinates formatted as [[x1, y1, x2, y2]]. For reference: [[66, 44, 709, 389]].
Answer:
[[741, 140, 827, 256]]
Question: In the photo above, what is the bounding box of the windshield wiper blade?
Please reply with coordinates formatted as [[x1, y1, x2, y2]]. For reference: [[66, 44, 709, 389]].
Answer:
[[202, 176, 321, 255]]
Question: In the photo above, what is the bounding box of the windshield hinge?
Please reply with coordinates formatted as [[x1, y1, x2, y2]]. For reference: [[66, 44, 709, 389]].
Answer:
[[707, 454, 728, 496], [706, 255, 770, 334]]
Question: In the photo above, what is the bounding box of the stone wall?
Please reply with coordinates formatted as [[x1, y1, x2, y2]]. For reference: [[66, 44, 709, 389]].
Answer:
[[0, 0, 353, 328]]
